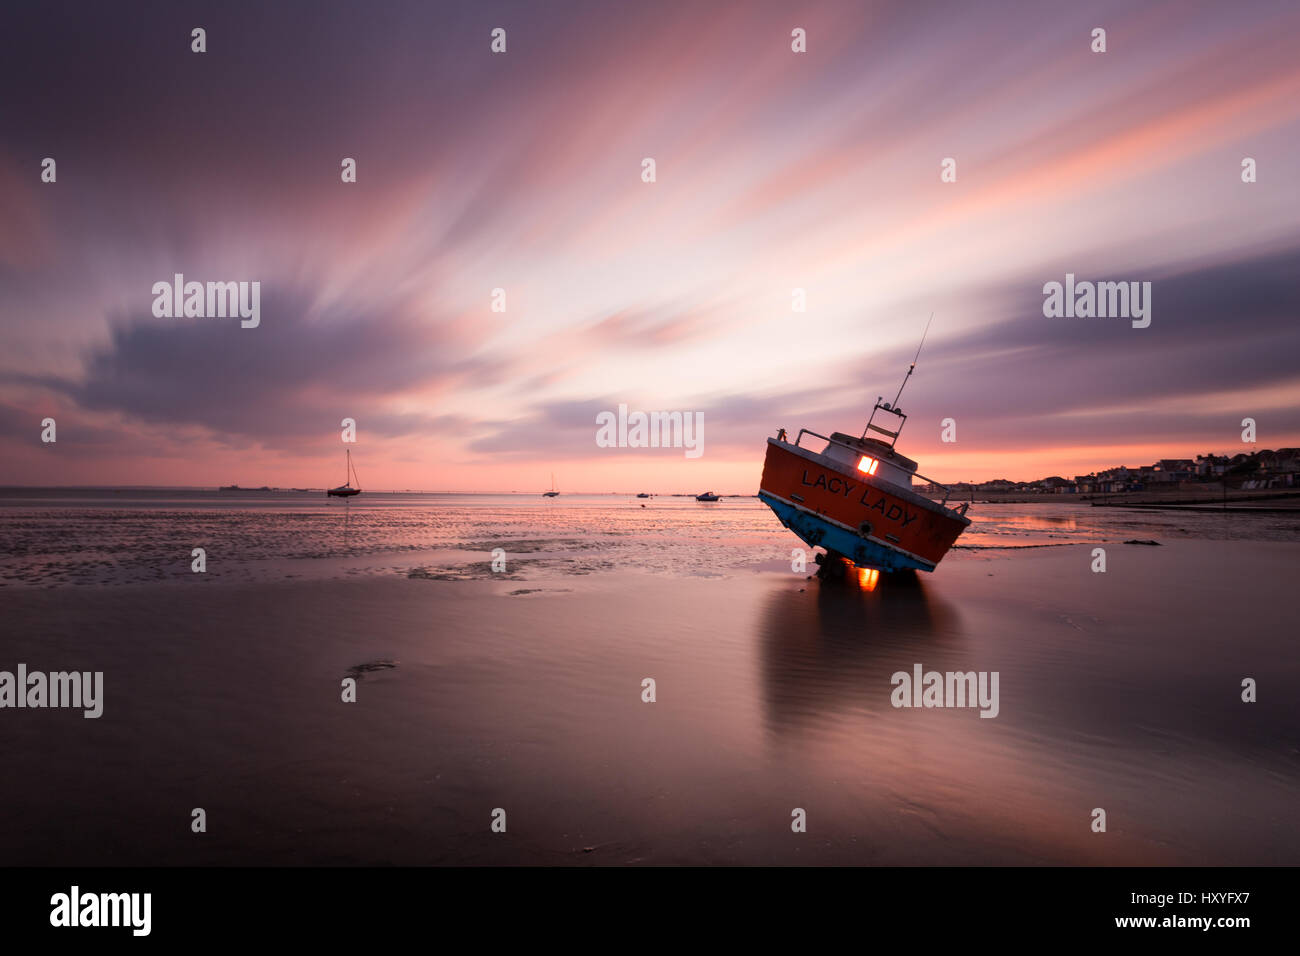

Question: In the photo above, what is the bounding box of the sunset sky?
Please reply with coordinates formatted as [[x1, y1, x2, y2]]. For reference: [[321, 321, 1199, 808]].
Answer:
[[2, 0, 1298, 492]]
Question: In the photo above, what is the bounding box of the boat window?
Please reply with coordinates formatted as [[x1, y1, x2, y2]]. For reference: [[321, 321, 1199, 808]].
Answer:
[[857, 455, 880, 475]]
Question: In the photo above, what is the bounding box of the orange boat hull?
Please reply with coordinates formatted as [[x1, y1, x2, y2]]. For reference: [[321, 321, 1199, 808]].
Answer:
[[759, 438, 969, 571]]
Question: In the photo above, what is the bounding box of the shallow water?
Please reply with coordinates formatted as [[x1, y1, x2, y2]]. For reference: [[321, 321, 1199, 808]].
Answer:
[[1, 491, 1295, 587], [1, 492, 1297, 866]]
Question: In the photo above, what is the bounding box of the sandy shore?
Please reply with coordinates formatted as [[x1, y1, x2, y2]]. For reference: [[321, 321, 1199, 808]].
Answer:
[[4, 539, 1297, 865]]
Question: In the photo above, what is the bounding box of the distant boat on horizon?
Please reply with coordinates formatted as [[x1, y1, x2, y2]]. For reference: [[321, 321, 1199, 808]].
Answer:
[[327, 448, 361, 498], [543, 472, 560, 497], [695, 491, 721, 501], [636, 492, 651, 498]]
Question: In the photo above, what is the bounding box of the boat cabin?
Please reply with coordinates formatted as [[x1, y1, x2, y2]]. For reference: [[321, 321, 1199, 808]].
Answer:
[[820, 432, 917, 489], [811, 397, 917, 489]]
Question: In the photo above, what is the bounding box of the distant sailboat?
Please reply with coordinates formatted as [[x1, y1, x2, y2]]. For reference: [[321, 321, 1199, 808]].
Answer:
[[327, 448, 361, 498], [543, 473, 560, 497]]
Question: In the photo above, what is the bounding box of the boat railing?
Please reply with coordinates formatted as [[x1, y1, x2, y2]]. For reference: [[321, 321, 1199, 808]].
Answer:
[[789, 428, 960, 508]]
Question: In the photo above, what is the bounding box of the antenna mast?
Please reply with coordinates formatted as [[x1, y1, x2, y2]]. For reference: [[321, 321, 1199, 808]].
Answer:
[[862, 313, 935, 446], [891, 312, 934, 409]]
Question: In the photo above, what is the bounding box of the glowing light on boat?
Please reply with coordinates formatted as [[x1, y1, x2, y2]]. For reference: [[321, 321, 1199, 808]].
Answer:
[[857, 455, 879, 475], [858, 568, 880, 590]]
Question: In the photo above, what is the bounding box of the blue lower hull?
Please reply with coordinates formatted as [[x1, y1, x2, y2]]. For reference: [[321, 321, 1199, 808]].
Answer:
[[759, 492, 932, 572]]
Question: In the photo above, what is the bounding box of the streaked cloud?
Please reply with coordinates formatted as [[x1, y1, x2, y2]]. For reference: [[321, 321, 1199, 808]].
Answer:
[[1, 0, 1297, 490]]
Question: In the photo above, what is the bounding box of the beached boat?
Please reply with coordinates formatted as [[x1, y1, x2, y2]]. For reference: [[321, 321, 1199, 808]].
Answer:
[[695, 491, 721, 501], [327, 448, 361, 498], [758, 329, 970, 573]]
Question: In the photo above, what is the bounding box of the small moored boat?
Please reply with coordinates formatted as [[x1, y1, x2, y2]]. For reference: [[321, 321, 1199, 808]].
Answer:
[[543, 473, 560, 497], [327, 448, 361, 498], [695, 491, 721, 502]]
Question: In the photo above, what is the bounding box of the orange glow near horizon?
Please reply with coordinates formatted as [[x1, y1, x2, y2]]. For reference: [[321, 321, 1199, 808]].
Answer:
[[2, 3, 1299, 490], [4, 430, 1297, 494]]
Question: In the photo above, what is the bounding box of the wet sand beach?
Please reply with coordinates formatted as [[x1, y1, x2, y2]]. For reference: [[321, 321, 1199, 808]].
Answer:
[[3, 513, 1296, 865]]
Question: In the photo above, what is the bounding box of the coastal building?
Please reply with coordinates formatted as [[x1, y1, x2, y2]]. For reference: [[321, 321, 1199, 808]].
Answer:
[[1195, 454, 1230, 477], [1152, 459, 1196, 482], [1038, 476, 1076, 493], [977, 479, 1018, 492]]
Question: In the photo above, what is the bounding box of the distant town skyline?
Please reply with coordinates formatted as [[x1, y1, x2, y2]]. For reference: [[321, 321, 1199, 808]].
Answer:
[[934, 446, 1299, 492], [3, 1, 1299, 492], [7, 444, 1297, 496]]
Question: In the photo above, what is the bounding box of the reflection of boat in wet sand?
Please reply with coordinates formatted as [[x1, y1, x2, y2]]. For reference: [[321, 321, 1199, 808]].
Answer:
[[327, 448, 361, 498], [695, 491, 721, 502], [759, 570, 958, 729], [759, 321, 970, 573], [543, 473, 560, 497]]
